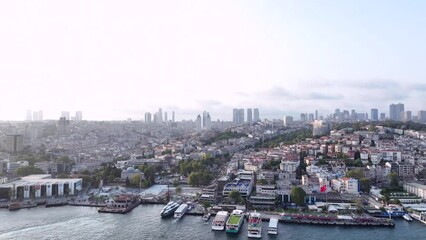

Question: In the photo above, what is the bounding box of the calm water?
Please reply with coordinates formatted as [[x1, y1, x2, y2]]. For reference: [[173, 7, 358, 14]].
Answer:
[[0, 205, 424, 240]]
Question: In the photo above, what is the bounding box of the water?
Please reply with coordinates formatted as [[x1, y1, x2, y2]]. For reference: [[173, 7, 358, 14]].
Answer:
[[0, 205, 424, 240]]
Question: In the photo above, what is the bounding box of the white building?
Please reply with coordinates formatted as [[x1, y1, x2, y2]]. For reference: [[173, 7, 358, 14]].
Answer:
[[404, 183, 426, 200]]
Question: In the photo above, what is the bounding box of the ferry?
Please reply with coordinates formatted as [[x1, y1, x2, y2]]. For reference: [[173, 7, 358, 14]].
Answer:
[[225, 210, 244, 233], [247, 212, 262, 238], [212, 211, 229, 231], [410, 211, 426, 224], [160, 201, 181, 218], [174, 203, 188, 219], [268, 217, 278, 235], [403, 213, 413, 222]]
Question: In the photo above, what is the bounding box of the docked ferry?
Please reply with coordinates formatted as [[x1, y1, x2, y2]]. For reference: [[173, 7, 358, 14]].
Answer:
[[268, 217, 278, 235], [174, 203, 188, 219], [247, 212, 262, 238], [225, 210, 244, 233], [160, 201, 181, 218], [212, 211, 229, 231]]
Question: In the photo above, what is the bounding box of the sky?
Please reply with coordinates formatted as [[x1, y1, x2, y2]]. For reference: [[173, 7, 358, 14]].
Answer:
[[0, 0, 425, 121]]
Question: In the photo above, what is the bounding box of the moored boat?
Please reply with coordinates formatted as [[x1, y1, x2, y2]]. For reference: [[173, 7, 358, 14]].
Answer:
[[268, 217, 278, 235], [212, 211, 229, 231], [403, 213, 413, 222], [160, 201, 181, 218], [174, 203, 188, 219], [203, 212, 211, 221], [247, 212, 262, 238], [225, 210, 244, 233]]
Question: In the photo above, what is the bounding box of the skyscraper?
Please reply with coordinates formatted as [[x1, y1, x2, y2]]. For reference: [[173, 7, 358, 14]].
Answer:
[[158, 108, 163, 123], [57, 117, 70, 135], [253, 108, 260, 122], [61, 111, 70, 120], [6, 134, 24, 154], [389, 103, 404, 121], [26, 110, 32, 121], [195, 115, 202, 131], [402, 111, 412, 122], [75, 111, 83, 121], [300, 113, 306, 122], [284, 116, 293, 127], [380, 113, 386, 121], [418, 111, 426, 123], [247, 108, 253, 123], [371, 109, 379, 121], [238, 109, 244, 124], [145, 112, 152, 123], [233, 108, 238, 124], [308, 113, 314, 122], [315, 110, 318, 120], [172, 111, 175, 122], [233, 108, 245, 124], [164, 112, 168, 122]]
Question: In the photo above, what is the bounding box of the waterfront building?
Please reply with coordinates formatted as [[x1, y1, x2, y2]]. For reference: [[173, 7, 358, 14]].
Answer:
[[0, 174, 82, 199], [404, 183, 426, 200]]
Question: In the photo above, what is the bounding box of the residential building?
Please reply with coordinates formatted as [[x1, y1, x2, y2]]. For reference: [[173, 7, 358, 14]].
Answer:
[[247, 108, 253, 123], [389, 103, 404, 121], [253, 108, 260, 122], [283, 116, 293, 127], [371, 109, 378, 121], [6, 134, 24, 154]]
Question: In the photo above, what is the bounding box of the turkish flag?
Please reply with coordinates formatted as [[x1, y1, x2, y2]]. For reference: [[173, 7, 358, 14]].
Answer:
[[320, 185, 327, 192]]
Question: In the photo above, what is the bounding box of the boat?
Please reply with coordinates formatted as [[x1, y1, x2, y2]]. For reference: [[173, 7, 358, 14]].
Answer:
[[174, 203, 188, 219], [268, 217, 278, 235], [403, 213, 413, 222], [410, 212, 426, 224], [247, 212, 262, 238], [8, 200, 37, 211], [226, 210, 244, 233], [202, 212, 211, 221], [212, 211, 229, 231], [98, 194, 140, 214], [160, 201, 181, 218]]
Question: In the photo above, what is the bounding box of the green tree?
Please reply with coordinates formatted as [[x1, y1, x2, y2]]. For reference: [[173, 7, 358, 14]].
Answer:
[[108, 174, 116, 183], [229, 190, 242, 204], [359, 178, 371, 193], [175, 186, 182, 194], [346, 169, 364, 180], [16, 166, 44, 177], [389, 173, 399, 188], [131, 174, 142, 187], [143, 165, 156, 185], [291, 187, 307, 206], [189, 172, 201, 186]]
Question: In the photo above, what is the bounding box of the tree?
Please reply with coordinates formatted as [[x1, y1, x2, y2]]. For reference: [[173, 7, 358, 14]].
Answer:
[[16, 166, 44, 177], [131, 174, 142, 187], [189, 172, 201, 186], [359, 178, 371, 193], [291, 187, 307, 206], [389, 173, 399, 188], [346, 169, 364, 180], [143, 165, 156, 185], [257, 179, 268, 185], [229, 190, 242, 204], [175, 186, 182, 194]]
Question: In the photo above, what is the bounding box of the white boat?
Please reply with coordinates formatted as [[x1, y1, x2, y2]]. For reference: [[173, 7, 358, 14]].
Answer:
[[410, 212, 426, 224], [203, 212, 211, 221], [160, 201, 181, 217], [268, 217, 278, 235], [247, 212, 262, 238], [174, 203, 188, 219], [403, 213, 413, 222], [212, 211, 229, 231]]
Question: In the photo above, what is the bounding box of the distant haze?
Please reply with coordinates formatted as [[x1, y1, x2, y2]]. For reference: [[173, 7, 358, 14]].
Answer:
[[1, 1, 425, 121]]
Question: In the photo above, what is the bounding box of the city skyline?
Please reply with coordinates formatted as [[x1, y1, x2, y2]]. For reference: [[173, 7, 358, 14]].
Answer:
[[1, 1, 426, 121]]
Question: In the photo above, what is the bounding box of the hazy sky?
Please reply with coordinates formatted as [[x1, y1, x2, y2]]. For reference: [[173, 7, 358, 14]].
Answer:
[[1, 1, 425, 121]]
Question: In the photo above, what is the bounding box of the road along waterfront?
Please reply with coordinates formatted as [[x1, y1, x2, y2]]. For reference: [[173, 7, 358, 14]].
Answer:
[[0, 204, 424, 240]]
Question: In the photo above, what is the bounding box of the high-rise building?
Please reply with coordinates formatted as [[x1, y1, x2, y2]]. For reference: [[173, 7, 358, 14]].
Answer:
[[313, 120, 330, 136], [284, 116, 293, 127], [195, 115, 202, 131], [308, 113, 314, 122], [61, 111, 70, 120], [233, 109, 239, 124], [371, 109, 379, 121], [205, 113, 211, 130], [418, 111, 426, 123], [144, 112, 152, 123], [35, 110, 43, 121], [172, 111, 175, 122], [75, 111, 83, 121], [158, 108, 163, 123], [315, 110, 318, 120], [351, 109, 357, 120], [164, 112, 168, 122], [57, 117, 70, 135], [6, 134, 24, 154], [389, 103, 404, 121], [380, 113, 386, 121], [402, 111, 412, 122], [26, 110, 32, 121], [253, 108, 260, 122], [247, 108, 253, 123], [300, 113, 307, 122], [238, 109, 244, 124]]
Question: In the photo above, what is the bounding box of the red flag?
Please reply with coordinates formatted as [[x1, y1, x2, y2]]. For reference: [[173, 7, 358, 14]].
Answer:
[[320, 185, 326, 192]]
